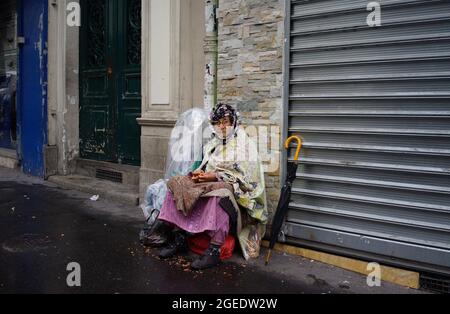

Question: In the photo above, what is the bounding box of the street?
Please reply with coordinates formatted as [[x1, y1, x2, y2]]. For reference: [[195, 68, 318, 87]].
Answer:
[[0, 167, 424, 294]]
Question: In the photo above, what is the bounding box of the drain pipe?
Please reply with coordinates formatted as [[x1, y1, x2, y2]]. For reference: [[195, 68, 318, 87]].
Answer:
[[204, 0, 218, 112]]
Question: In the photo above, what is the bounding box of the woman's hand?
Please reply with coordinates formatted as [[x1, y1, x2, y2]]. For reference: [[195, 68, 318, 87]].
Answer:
[[197, 171, 218, 183], [191, 170, 204, 183]]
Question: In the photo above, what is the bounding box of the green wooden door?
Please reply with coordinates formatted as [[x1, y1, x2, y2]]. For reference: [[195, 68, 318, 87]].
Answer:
[[79, 0, 141, 166]]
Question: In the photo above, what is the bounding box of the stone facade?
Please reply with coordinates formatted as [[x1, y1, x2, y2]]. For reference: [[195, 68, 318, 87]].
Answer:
[[45, 0, 285, 219], [217, 0, 285, 214]]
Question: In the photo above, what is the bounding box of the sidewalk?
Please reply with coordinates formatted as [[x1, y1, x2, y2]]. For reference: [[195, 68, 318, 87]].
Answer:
[[0, 166, 428, 294]]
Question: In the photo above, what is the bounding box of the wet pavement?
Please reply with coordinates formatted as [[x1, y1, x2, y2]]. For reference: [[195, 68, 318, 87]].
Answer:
[[0, 168, 425, 294], [0, 180, 336, 294]]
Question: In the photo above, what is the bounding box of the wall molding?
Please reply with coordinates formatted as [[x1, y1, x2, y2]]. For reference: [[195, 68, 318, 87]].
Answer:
[[136, 118, 178, 127]]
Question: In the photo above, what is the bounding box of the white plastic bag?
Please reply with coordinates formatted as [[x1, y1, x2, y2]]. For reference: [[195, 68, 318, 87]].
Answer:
[[165, 108, 211, 179], [139, 108, 212, 239], [141, 179, 168, 221]]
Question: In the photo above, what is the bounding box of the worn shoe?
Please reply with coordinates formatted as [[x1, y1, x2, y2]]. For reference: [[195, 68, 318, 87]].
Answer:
[[158, 232, 188, 259], [191, 244, 221, 270]]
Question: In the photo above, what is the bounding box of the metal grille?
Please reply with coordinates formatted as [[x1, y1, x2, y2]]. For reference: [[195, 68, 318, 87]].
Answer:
[[420, 274, 450, 294], [96, 169, 123, 183], [285, 0, 450, 274]]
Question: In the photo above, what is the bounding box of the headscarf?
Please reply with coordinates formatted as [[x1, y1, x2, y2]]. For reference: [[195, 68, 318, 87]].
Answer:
[[210, 104, 240, 144]]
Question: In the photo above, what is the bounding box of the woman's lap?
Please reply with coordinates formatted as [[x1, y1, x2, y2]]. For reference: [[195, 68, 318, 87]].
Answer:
[[159, 192, 230, 244]]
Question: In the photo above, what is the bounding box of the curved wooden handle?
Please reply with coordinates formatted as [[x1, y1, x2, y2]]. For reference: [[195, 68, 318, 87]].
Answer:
[[285, 136, 302, 161]]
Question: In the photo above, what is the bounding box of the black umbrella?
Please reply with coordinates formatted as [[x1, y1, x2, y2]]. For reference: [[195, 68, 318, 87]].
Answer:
[[265, 136, 302, 265]]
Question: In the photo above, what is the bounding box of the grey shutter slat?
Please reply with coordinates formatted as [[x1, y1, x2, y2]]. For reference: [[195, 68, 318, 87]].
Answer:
[[286, 0, 450, 275]]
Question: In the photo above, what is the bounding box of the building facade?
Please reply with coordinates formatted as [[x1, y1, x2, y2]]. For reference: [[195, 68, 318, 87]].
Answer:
[[1, 0, 449, 277], [43, 0, 207, 193]]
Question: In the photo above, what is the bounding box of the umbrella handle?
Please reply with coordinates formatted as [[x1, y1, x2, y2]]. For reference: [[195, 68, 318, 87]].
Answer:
[[285, 136, 302, 161]]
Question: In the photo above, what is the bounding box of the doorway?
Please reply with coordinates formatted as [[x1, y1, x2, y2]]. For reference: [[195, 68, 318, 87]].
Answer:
[[79, 0, 141, 166]]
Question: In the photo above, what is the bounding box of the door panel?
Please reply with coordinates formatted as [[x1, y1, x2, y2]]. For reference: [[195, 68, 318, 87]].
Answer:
[[80, 0, 115, 161], [79, 0, 141, 165], [116, 0, 141, 165]]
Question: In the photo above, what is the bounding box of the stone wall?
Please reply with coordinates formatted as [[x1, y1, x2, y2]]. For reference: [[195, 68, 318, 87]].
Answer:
[[217, 0, 285, 215]]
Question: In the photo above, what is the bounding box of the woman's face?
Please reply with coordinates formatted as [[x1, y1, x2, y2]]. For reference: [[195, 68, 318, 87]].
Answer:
[[214, 116, 233, 138]]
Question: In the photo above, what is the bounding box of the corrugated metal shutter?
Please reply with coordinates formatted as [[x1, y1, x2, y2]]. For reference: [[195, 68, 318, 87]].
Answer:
[[285, 0, 450, 275], [0, 0, 18, 76]]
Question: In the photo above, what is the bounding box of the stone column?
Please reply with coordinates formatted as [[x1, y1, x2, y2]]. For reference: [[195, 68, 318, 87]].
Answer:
[[47, 0, 79, 176], [138, 0, 205, 197]]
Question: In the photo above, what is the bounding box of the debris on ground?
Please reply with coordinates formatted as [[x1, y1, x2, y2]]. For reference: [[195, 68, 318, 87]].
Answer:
[[339, 281, 351, 290]]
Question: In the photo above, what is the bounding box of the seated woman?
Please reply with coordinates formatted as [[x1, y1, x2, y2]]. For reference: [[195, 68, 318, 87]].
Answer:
[[158, 104, 268, 270]]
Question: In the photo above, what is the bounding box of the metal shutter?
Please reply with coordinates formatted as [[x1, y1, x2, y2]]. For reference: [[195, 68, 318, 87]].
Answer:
[[285, 0, 450, 275]]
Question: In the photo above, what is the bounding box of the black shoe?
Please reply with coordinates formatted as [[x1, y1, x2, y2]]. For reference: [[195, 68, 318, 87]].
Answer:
[[191, 244, 221, 270], [158, 232, 188, 259]]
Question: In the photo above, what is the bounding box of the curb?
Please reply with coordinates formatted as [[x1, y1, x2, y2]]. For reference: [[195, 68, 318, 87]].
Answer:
[[262, 241, 420, 289]]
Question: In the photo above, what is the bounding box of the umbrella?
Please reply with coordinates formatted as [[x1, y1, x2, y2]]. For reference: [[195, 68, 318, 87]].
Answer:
[[265, 136, 303, 265]]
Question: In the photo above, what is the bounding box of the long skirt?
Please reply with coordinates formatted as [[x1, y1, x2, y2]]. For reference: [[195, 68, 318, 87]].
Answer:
[[158, 192, 230, 245]]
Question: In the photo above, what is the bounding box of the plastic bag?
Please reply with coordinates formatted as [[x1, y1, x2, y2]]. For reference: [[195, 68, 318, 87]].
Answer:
[[139, 180, 169, 247], [165, 108, 211, 179], [141, 179, 168, 221], [246, 225, 262, 259], [239, 224, 265, 260], [140, 108, 210, 220], [139, 108, 211, 246], [139, 219, 172, 248]]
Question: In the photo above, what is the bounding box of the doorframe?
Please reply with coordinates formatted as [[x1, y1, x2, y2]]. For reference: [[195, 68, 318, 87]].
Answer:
[[15, 0, 23, 163], [17, 0, 49, 177], [47, 0, 67, 175]]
